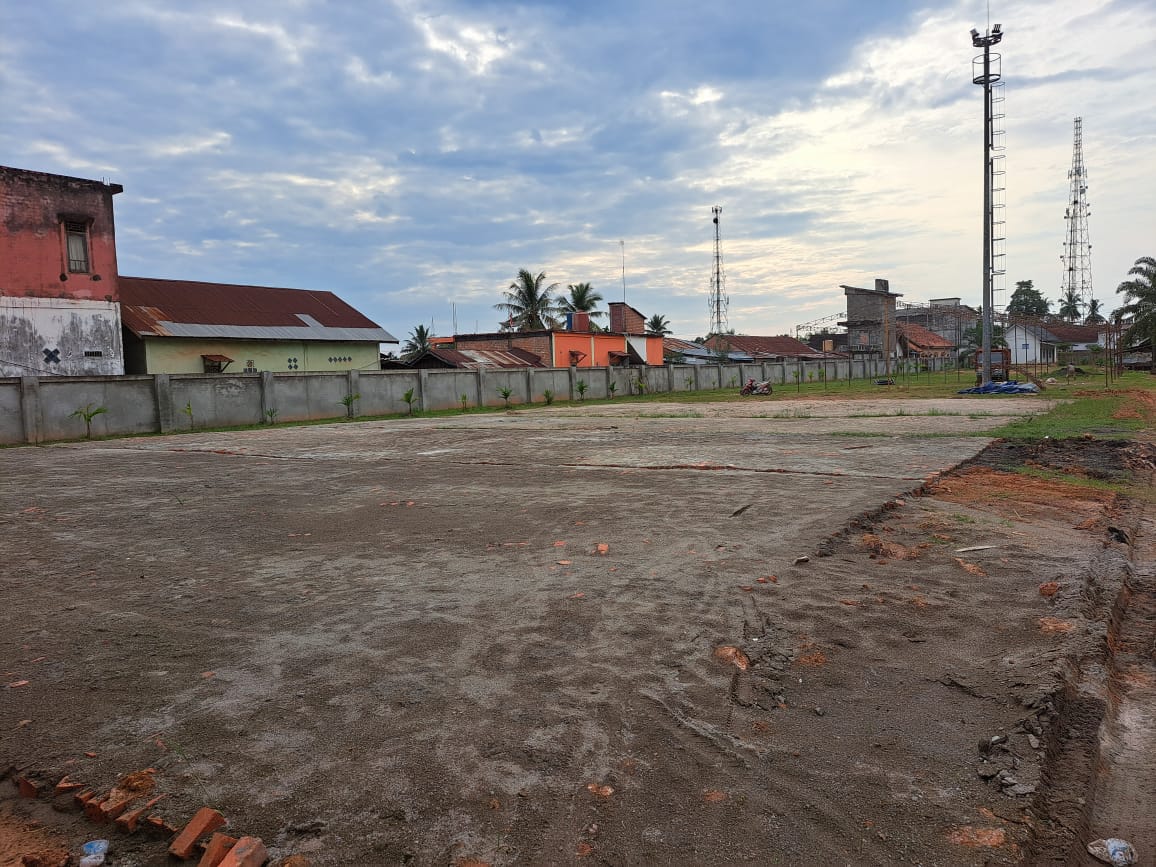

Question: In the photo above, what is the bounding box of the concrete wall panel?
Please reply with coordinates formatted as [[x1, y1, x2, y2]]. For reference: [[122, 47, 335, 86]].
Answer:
[[170, 376, 264, 429], [0, 381, 24, 444]]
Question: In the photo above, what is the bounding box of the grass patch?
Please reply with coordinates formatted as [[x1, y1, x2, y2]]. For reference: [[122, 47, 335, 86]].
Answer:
[[1012, 465, 1132, 494], [988, 385, 1150, 440]]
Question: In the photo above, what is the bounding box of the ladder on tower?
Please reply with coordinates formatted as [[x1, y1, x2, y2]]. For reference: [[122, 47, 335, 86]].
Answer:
[[990, 80, 1007, 310]]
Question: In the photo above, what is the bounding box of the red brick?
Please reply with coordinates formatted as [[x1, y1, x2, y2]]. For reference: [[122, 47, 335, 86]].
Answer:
[[145, 814, 180, 836], [84, 795, 110, 822], [74, 788, 97, 806], [54, 776, 83, 795], [168, 807, 227, 859], [115, 795, 166, 833], [100, 790, 140, 819], [15, 776, 40, 798], [217, 836, 267, 867], [275, 857, 312, 867], [197, 832, 239, 867]]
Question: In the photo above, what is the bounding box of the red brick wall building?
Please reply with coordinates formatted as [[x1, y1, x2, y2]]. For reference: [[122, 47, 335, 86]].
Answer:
[[454, 331, 553, 363], [0, 166, 123, 302], [608, 302, 646, 336]]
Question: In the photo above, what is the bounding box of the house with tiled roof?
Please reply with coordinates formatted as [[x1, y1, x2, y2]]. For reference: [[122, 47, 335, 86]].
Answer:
[[897, 322, 955, 358], [702, 334, 842, 361], [1004, 321, 1102, 365]]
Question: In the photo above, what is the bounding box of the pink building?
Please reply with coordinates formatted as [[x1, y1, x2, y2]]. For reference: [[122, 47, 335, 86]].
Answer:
[[1, 166, 126, 375]]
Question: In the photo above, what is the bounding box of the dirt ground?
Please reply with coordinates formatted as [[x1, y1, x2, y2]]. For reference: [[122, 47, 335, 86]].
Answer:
[[1, 395, 1152, 866]]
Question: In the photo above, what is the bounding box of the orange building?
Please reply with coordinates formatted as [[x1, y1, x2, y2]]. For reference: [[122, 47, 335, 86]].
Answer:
[[452, 303, 663, 368]]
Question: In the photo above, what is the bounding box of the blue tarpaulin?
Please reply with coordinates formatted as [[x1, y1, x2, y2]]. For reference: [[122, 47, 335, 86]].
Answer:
[[957, 381, 1040, 395]]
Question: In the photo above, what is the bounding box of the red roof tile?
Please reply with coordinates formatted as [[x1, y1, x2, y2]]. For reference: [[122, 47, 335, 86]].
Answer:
[[703, 334, 826, 358], [897, 322, 954, 350]]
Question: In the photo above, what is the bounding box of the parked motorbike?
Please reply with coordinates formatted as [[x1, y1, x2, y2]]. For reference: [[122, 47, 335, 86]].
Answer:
[[740, 379, 773, 396]]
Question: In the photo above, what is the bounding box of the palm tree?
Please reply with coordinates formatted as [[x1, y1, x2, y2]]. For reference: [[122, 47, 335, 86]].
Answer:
[[558, 283, 605, 321], [1116, 256, 1156, 370], [402, 324, 434, 360], [645, 314, 672, 336], [496, 269, 561, 331], [1084, 297, 1106, 325], [1058, 287, 1083, 322]]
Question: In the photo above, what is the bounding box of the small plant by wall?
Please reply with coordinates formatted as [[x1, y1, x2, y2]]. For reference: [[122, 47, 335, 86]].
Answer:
[[402, 387, 417, 416], [543, 388, 555, 405], [576, 380, 588, 400], [608, 382, 617, 399], [340, 392, 360, 417], [182, 401, 195, 429], [264, 407, 279, 425], [498, 386, 514, 408], [70, 403, 107, 439], [460, 393, 469, 411]]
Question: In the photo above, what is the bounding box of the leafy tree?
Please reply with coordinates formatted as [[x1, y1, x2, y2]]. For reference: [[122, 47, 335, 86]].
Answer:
[[1057, 287, 1083, 322], [1115, 256, 1156, 367], [496, 269, 561, 331], [645, 314, 672, 336], [958, 323, 1007, 362], [1084, 297, 1106, 325], [402, 324, 435, 360], [558, 283, 605, 321], [1006, 280, 1050, 317]]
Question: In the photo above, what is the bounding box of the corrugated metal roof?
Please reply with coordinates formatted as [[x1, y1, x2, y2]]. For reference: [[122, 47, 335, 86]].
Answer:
[[427, 348, 544, 369], [119, 276, 397, 343]]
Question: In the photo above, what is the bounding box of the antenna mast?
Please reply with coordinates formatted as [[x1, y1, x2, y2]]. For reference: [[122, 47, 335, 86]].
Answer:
[[620, 239, 626, 302], [708, 206, 729, 336], [1061, 117, 1093, 309]]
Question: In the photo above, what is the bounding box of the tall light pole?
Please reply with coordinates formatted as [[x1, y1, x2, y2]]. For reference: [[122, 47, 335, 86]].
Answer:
[[972, 23, 1002, 385]]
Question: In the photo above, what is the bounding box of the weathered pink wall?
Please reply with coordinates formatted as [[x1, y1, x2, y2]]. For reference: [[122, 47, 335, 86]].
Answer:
[[0, 166, 122, 302]]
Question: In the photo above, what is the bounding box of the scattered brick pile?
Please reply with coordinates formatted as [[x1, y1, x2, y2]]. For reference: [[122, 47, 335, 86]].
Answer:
[[8, 770, 309, 866]]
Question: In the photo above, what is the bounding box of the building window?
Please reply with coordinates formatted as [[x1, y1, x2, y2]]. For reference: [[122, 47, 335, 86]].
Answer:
[[64, 221, 91, 273]]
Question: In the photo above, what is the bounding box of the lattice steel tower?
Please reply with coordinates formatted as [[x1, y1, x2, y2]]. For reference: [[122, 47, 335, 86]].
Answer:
[[708, 205, 729, 336], [1061, 117, 1093, 306]]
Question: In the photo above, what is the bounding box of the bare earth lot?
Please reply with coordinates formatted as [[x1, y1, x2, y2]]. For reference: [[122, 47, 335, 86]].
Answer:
[[2, 396, 1152, 865]]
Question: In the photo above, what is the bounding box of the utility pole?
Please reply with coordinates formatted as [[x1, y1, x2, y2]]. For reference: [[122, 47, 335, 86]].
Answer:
[[971, 23, 1003, 385]]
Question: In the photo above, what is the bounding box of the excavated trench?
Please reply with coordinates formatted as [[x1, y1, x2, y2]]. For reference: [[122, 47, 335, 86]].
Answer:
[[1023, 449, 1156, 864]]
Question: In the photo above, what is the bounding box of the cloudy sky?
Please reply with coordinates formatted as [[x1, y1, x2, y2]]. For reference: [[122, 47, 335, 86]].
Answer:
[[3, 0, 1153, 342]]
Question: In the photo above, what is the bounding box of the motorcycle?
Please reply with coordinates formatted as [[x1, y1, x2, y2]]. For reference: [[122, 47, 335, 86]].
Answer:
[[740, 378, 773, 396]]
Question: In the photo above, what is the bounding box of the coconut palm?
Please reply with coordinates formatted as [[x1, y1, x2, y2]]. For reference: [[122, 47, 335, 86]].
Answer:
[[402, 324, 435, 360], [645, 314, 672, 336], [496, 269, 561, 331], [1084, 297, 1106, 325], [1058, 287, 1083, 322], [558, 282, 605, 321], [1115, 256, 1156, 366]]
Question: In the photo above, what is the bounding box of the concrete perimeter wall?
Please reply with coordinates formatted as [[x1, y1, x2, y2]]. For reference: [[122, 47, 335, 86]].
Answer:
[[1, 358, 945, 445]]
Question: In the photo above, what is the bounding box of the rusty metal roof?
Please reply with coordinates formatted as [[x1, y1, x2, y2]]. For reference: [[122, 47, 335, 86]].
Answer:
[[434, 348, 544, 369], [119, 276, 397, 343]]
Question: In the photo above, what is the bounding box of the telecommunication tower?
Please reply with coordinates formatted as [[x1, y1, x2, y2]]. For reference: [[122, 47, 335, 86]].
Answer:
[[708, 206, 729, 336], [1060, 117, 1093, 306]]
